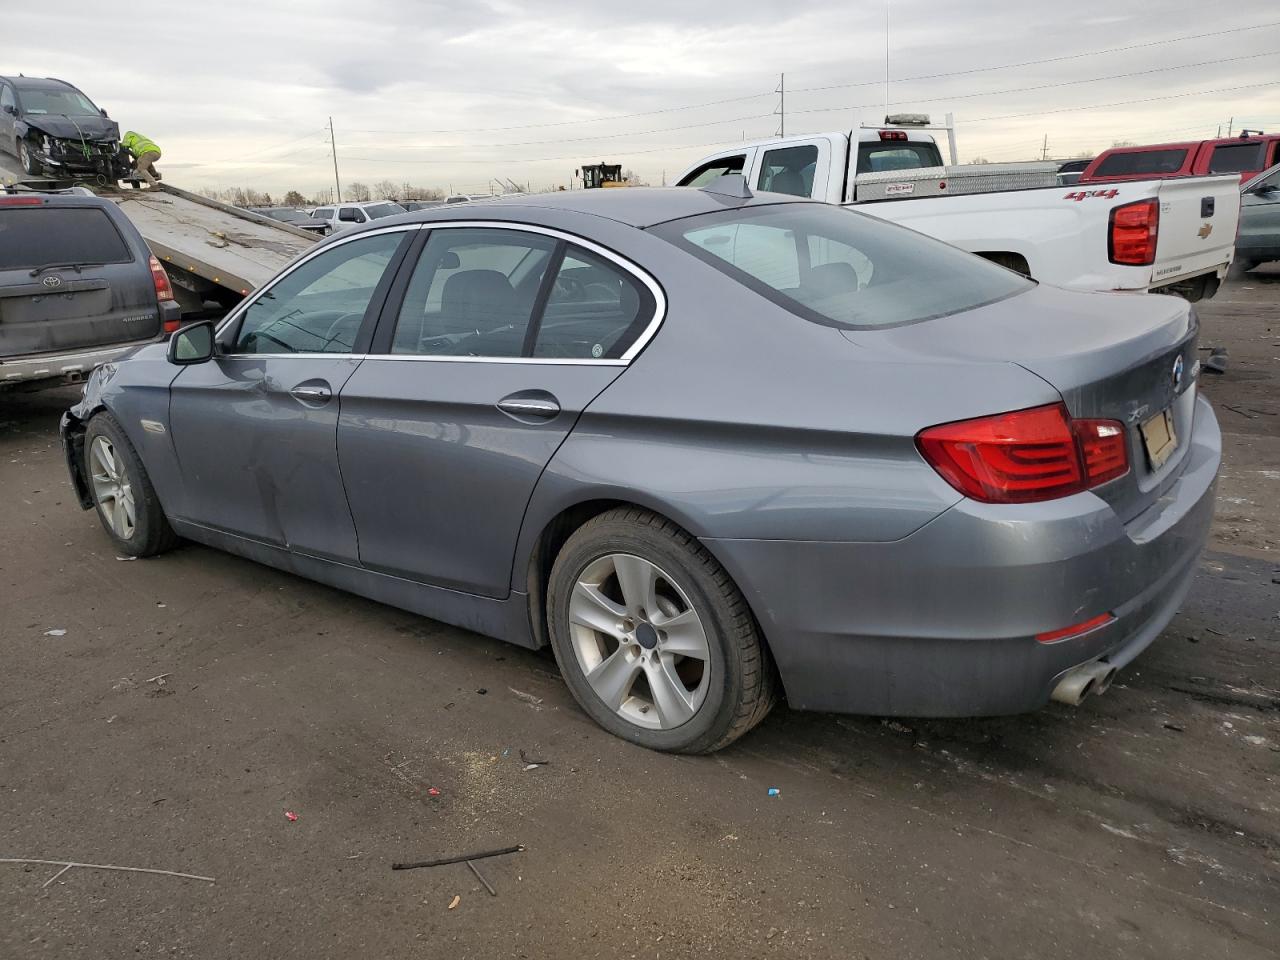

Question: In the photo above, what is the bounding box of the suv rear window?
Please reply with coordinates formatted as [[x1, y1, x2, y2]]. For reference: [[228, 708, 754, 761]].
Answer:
[[0, 207, 131, 271], [1093, 149, 1188, 177], [655, 203, 1031, 330]]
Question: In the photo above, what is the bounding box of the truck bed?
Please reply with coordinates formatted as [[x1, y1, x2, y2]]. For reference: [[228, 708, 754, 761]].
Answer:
[[101, 184, 317, 297]]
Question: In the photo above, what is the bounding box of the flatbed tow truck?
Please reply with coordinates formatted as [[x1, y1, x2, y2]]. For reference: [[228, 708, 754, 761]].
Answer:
[[2, 154, 317, 318]]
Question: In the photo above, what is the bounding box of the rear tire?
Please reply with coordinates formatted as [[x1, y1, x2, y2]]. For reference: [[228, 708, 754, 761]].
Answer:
[[1228, 258, 1257, 280], [17, 138, 41, 176], [83, 413, 178, 557], [546, 507, 776, 753]]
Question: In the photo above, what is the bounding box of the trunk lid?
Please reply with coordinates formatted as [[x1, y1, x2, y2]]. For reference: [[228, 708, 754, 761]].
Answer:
[[847, 285, 1200, 523], [0, 204, 160, 358]]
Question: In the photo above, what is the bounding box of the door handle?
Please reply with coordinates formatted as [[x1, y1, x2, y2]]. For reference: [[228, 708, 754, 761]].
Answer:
[[497, 395, 560, 420], [290, 384, 332, 404]]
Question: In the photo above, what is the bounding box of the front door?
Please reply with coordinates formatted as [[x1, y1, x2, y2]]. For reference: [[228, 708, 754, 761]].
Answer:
[[337, 224, 661, 598], [1241, 166, 1280, 262], [168, 228, 412, 560]]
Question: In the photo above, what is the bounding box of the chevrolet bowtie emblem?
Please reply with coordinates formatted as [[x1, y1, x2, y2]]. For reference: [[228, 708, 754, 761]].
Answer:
[[1197, 222, 1213, 239]]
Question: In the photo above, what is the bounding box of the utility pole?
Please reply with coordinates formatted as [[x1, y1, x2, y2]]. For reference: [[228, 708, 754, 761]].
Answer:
[[774, 73, 786, 137], [328, 116, 342, 203], [884, 0, 890, 119], [1041, 134, 1049, 161], [1227, 116, 1234, 137]]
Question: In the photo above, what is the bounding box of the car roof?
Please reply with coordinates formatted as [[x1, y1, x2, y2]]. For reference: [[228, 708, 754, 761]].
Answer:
[[2, 76, 79, 91], [399, 186, 809, 229]]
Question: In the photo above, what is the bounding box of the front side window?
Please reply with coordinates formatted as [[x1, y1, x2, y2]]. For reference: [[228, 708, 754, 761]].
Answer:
[[678, 155, 746, 187], [391, 228, 556, 358], [1208, 142, 1265, 174], [656, 203, 1031, 330], [0, 86, 14, 111], [314, 208, 333, 220], [757, 145, 817, 197], [233, 232, 403, 354]]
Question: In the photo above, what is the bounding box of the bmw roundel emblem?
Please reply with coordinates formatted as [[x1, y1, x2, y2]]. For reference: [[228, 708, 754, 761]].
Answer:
[[42, 275, 62, 288], [1172, 354, 1184, 390]]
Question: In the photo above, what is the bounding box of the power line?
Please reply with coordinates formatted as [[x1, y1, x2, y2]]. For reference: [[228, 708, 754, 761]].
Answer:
[[345, 92, 773, 135], [341, 113, 775, 151], [788, 20, 1280, 94], [336, 137, 763, 166], [788, 51, 1279, 118], [957, 81, 1277, 124]]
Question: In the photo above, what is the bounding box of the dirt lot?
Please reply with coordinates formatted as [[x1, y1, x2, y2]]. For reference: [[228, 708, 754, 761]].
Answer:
[[1, 271, 1277, 959]]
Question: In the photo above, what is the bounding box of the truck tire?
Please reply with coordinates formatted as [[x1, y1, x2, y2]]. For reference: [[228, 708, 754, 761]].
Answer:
[[546, 507, 776, 754], [83, 413, 178, 558], [1228, 258, 1257, 280], [17, 138, 41, 176]]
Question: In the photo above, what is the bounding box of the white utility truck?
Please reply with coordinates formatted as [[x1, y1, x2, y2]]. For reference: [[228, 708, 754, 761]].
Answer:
[[677, 116, 1240, 301]]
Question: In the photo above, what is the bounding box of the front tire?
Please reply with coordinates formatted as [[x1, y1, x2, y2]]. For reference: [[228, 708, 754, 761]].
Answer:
[[18, 138, 41, 176], [546, 508, 775, 753], [83, 413, 177, 557]]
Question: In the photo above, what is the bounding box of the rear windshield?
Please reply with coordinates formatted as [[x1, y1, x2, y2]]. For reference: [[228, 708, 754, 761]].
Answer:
[[856, 141, 943, 173], [0, 207, 131, 271], [654, 203, 1032, 330], [1093, 149, 1188, 177], [1208, 142, 1265, 174], [366, 202, 406, 219]]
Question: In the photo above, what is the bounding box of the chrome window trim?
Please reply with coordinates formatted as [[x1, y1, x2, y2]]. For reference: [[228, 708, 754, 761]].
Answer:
[[214, 220, 667, 367]]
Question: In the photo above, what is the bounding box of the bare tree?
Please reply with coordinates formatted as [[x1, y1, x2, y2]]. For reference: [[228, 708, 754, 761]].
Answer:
[[373, 179, 400, 200], [1111, 140, 1136, 148], [400, 183, 445, 200], [968, 156, 992, 164], [621, 168, 647, 186], [347, 181, 372, 202], [311, 188, 333, 205]]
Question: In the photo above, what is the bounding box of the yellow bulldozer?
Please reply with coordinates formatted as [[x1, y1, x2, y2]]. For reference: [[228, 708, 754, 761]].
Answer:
[[578, 163, 629, 189]]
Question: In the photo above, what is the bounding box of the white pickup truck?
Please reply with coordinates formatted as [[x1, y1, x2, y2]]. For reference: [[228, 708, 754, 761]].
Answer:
[[677, 124, 1240, 301]]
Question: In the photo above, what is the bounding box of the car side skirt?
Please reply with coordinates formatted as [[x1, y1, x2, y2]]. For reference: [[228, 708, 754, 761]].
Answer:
[[170, 519, 538, 649]]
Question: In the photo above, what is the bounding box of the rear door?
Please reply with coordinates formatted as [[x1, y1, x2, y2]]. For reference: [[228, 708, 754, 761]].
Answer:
[[168, 227, 413, 559], [337, 223, 662, 598], [0, 200, 159, 359]]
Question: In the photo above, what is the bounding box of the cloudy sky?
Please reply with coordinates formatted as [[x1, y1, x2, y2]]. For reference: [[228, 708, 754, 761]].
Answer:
[[6, 1, 1278, 199]]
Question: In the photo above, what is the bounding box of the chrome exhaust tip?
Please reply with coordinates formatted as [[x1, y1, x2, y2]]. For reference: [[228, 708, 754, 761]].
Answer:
[[1051, 661, 1115, 706]]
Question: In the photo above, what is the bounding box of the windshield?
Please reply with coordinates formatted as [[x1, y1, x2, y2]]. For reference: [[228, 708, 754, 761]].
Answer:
[[366, 202, 406, 219], [17, 86, 100, 117], [856, 141, 943, 173], [654, 203, 1032, 330]]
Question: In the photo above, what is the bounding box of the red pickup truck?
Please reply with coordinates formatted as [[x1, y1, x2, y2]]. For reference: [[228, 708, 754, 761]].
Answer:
[[1079, 133, 1280, 185]]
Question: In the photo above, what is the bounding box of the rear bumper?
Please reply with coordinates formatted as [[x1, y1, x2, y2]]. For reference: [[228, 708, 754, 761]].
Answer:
[[704, 396, 1221, 717], [1, 336, 161, 386]]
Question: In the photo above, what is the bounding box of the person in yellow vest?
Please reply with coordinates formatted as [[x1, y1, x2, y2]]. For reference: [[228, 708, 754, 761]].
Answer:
[[121, 131, 161, 185]]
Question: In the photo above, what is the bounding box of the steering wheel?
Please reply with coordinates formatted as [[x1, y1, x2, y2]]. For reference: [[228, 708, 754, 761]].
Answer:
[[323, 312, 365, 350], [246, 330, 296, 353], [553, 275, 587, 302]]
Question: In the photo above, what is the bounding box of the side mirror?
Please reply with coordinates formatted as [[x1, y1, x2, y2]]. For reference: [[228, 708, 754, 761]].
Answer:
[[167, 320, 215, 365], [100, 108, 109, 117], [1251, 183, 1278, 196], [1, 104, 14, 115]]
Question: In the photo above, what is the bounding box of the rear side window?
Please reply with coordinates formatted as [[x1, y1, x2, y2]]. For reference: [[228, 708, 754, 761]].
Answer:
[[855, 141, 943, 173], [391, 228, 556, 358], [1208, 142, 1265, 174], [0, 207, 131, 271], [233, 232, 403, 354], [365, 202, 405, 219], [757, 145, 817, 197], [656, 203, 1031, 330], [534, 248, 653, 359], [678, 155, 746, 187], [1093, 149, 1188, 177]]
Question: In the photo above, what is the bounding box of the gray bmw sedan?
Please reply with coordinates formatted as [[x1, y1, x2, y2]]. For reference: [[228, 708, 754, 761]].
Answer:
[[61, 180, 1220, 753]]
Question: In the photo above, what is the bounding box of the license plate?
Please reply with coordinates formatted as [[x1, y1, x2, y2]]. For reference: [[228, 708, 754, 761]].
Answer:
[[1140, 408, 1178, 469]]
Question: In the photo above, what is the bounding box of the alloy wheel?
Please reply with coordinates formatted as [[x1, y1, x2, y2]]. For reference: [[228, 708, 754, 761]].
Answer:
[[89, 436, 136, 540], [568, 553, 711, 729]]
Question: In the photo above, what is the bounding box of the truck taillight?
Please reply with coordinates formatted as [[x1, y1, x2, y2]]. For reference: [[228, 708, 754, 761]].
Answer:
[[1108, 198, 1159, 266], [916, 404, 1129, 504], [878, 130, 908, 141]]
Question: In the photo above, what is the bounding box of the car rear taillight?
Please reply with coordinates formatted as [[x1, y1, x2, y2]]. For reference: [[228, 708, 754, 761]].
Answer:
[[148, 255, 180, 331], [1035, 613, 1115, 644], [916, 403, 1129, 504], [1108, 198, 1159, 266], [0, 196, 44, 206], [878, 130, 908, 141]]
